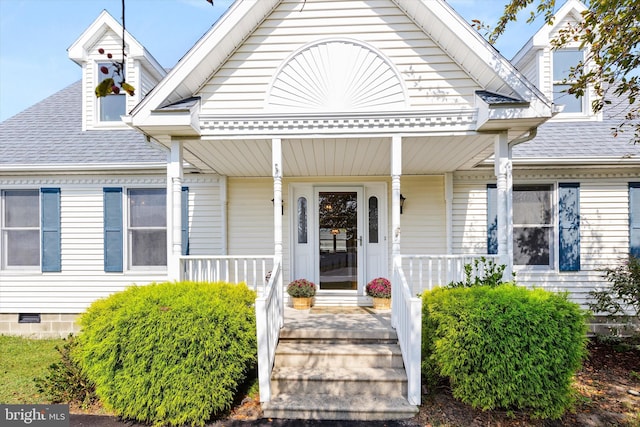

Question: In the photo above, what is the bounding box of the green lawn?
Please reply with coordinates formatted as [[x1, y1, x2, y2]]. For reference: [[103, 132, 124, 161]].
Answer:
[[0, 335, 64, 403]]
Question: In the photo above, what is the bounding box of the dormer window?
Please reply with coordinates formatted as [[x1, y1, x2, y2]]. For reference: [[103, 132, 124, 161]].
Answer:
[[98, 62, 126, 122], [552, 49, 583, 114]]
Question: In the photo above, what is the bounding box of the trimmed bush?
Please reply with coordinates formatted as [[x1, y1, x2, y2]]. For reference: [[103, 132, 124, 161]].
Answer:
[[422, 284, 588, 419], [77, 281, 257, 427]]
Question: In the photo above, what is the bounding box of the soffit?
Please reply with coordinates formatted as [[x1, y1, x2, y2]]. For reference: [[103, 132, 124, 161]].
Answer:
[[180, 134, 496, 177]]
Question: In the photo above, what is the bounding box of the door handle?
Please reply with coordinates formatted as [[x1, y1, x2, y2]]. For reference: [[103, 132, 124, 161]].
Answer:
[[358, 236, 362, 246]]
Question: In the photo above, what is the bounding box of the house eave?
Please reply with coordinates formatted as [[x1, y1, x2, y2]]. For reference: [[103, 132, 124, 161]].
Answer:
[[125, 107, 201, 138], [197, 110, 479, 138], [0, 163, 167, 174], [480, 157, 640, 168]]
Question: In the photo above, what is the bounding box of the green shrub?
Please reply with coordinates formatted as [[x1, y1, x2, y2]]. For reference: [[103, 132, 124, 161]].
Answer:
[[589, 255, 640, 336], [35, 334, 97, 407], [422, 284, 588, 419], [77, 281, 257, 427], [447, 257, 511, 288]]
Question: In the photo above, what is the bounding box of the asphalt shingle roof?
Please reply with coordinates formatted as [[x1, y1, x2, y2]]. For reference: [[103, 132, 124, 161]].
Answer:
[[513, 97, 640, 160], [0, 81, 167, 166], [2, 80, 637, 168]]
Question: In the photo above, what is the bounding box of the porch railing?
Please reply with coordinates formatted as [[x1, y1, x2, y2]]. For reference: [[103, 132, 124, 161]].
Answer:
[[392, 257, 422, 406], [180, 255, 275, 292], [401, 254, 501, 295], [255, 260, 283, 403]]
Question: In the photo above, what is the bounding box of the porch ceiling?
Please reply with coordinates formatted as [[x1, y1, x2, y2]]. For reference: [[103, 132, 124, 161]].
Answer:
[[182, 134, 496, 177]]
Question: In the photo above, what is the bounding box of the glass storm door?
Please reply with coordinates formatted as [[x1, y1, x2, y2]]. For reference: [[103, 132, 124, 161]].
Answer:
[[318, 191, 359, 290]]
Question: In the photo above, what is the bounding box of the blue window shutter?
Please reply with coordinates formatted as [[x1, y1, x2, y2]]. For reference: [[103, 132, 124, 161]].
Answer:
[[559, 183, 580, 271], [104, 188, 123, 272], [182, 186, 189, 256], [630, 183, 640, 258], [487, 184, 497, 254], [41, 188, 61, 272]]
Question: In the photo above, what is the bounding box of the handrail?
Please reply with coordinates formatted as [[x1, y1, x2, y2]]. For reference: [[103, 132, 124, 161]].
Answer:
[[255, 260, 283, 403], [392, 256, 422, 405]]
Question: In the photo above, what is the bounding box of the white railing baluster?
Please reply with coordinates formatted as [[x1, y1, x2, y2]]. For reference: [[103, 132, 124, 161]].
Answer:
[[179, 256, 276, 291], [397, 254, 501, 294]]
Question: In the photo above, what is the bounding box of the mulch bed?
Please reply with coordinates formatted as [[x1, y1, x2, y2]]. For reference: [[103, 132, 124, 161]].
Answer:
[[412, 338, 640, 427], [71, 338, 639, 426]]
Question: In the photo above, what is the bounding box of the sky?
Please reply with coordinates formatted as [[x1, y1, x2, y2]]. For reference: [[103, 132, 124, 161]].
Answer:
[[0, 0, 545, 122]]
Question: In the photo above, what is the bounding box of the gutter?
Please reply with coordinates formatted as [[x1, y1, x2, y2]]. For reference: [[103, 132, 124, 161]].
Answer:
[[0, 163, 167, 173]]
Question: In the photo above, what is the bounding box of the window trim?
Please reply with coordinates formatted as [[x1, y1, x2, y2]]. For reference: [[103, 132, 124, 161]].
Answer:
[[550, 48, 599, 121], [125, 187, 168, 271], [1, 189, 41, 271], [488, 182, 581, 272], [93, 61, 128, 129], [512, 184, 555, 271]]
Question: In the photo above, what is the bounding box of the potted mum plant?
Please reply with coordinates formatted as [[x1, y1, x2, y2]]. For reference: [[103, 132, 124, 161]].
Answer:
[[286, 278, 316, 310], [366, 277, 391, 310]]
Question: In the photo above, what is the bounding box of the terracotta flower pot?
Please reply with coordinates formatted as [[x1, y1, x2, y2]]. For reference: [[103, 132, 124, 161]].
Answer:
[[372, 297, 391, 310], [292, 296, 312, 310]]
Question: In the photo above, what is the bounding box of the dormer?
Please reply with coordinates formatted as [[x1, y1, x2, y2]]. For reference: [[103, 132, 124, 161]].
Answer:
[[68, 10, 166, 131], [512, 0, 599, 122]]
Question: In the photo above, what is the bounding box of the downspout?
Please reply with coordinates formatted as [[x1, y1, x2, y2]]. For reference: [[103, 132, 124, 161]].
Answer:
[[508, 127, 537, 148]]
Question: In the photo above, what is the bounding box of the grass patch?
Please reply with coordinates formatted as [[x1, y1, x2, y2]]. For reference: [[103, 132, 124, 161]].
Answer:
[[0, 335, 64, 403]]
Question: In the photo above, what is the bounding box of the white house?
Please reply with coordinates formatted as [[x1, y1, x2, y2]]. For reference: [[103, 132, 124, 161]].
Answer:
[[1, 0, 639, 417]]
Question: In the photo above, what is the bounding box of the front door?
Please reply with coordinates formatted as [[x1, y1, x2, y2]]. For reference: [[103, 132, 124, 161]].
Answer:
[[290, 183, 388, 302], [318, 190, 360, 291]]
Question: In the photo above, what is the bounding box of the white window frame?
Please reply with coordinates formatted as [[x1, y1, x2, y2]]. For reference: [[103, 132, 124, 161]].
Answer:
[[93, 61, 128, 129], [550, 48, 600, 122], [1, 189, 41, 271], [125, 187, 167, 271], [512, 183, 556, 271]]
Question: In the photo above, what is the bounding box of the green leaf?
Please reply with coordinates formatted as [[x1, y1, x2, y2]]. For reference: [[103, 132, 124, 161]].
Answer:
[[95, 78, 114, 98]]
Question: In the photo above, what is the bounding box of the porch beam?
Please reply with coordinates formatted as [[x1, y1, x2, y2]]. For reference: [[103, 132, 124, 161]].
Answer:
[[494, 133, 513, 279], [167, 140, 183, 281]]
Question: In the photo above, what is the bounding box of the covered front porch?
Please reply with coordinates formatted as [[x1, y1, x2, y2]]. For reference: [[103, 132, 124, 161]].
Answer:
[[159, 126, 518, 409]]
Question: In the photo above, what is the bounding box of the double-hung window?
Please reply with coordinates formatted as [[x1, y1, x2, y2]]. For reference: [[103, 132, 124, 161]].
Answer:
[[488, 183, 580, 271], [552, 49, 584, 114], [512, 185, 554, 267], [128, 189, 167, 267], [98, 62, 126, 122], [631, 183, 640, 257], [1, 188, 61, 271], [104, 187, 188, 272]]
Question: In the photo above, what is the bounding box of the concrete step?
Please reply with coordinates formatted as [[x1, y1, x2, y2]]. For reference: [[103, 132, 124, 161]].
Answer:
[[279, 326, 397, 344], [271, 366, 407, 396], [274, 342, 404, 369], [262, 393, 419, 420]]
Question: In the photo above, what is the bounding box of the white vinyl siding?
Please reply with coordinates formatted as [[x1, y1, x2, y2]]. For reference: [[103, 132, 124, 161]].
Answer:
[[453, 170, 635, 307], [400, 176, 447, 254], [185, 180, 224, 256], [452, 176, 492, 254], [227, 178, 277, 255], [198, 0, 480, 114], [0, 175, 222, 314]]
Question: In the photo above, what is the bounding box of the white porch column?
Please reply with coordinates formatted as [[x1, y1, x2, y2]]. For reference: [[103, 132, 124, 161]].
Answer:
[[391, 135, 402, 258], [445, 172, 454, 254], [167, 140, 183, 281], [494, 133, 513, 279], [272, 138, 284, 318], [391, 135, 402, 329]]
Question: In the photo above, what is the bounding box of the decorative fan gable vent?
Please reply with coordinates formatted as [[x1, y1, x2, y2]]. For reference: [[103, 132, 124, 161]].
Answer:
[[267, 39, 407, 112]]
